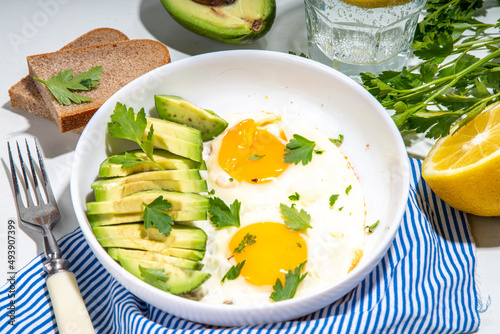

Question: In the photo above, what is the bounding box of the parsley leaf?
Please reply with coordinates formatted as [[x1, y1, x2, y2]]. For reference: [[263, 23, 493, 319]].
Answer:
[[33, 66, 102, 105], [270, 262, 307, 302], [221, 261, 246, 283], [108, 151, 157, 169], [329, 194, 339, 207], [139, 266, 170, 291], [366, 220, 380, 233], [142, 196, 174, 237], [345, 185, 352, 195], [360, 0, 500, 139], [233, 233, 256, 253], [249, 154, 265, 160], [288, 192, 300, 201], [329, 134, 344, 145], [208, 197, 241, 228], [283, 134, 316, 166], [280, 203, 312, 231], [107, 102, 161, 169]]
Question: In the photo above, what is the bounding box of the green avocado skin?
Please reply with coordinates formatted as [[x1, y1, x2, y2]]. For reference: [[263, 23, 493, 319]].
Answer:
[[160, 0, 277, 45]]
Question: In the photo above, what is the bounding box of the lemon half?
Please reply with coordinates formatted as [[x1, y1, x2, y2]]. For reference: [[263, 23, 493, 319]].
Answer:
[[422, 102, 500, 216]]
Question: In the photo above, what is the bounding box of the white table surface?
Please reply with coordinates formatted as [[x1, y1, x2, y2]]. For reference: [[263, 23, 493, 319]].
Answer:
[[1, 0, 499, 332]]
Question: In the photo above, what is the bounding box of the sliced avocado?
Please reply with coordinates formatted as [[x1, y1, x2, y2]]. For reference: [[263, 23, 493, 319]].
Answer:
[[118, 257, 210, 295], [88, 209, 208, 226], [144, 130, 202, 162], [159, 0, 276, 45], [146, 117, 201, 143], [94, 180, 208, 201], [99, 149, 204, 178], [155, 95, 228, 141], [143, 119, 202, 162], [93, 170, 202, 186], [91, 169, 207, 201], [157, 247, 205, 261], [93, 223, 207, 251], [107, 248, 203, 270], [86, 190, 209, 215], [111, 246, 205, 261]]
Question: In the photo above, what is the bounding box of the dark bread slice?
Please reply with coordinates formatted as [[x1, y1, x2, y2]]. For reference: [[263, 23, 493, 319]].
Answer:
[[9, 28, 129, 132], [62, 28, 128, 49], [28, 39, 170, 132]]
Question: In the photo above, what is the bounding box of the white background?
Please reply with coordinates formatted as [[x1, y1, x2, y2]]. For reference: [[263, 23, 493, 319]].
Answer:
[[1, 0, 499, 332]]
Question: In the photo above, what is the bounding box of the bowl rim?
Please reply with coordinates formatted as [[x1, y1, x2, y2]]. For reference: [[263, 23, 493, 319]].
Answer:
[[71, 49, 410, 326]]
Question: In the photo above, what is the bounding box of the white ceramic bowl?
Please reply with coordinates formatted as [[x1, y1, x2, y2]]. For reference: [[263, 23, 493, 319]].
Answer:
[[71, 50, 410, 327]]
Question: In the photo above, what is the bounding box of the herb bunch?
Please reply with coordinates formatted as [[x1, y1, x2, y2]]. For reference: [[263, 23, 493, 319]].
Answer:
[[361, 0, 500, 139]]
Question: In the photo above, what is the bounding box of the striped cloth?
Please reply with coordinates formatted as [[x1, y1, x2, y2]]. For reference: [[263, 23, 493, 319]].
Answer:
[[0, 158, 480, 333]]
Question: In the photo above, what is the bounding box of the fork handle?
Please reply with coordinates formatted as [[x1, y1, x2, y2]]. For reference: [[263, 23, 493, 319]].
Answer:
[[46, 271, 95, 334]]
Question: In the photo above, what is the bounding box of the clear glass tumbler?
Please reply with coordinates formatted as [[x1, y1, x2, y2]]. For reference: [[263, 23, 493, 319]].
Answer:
[[304, 0, 427, 79]]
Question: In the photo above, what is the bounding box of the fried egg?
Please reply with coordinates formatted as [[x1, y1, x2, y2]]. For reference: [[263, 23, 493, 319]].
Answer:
[[193, 111, 366, 305]]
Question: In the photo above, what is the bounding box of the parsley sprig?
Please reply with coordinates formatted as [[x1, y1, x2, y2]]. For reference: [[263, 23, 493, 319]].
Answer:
[[142, 196, 174, 237], [208, 197, 241, 228], [361, 0, 500, 139], [107, 102, 163, 170], [233, 233, 256, 253], [283, 134, 316, 165], [34, 66, 102, 105], [329, 194, 339, 207], [139, 266, 170, 291], [270, 262, 307, 302], [221, 261, 246, 283], [280, 203, 312, 231], [366, 220, 380, 233]]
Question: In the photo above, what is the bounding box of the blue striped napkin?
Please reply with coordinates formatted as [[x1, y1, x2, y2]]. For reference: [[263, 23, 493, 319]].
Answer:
[[0, 158, 480, 333]]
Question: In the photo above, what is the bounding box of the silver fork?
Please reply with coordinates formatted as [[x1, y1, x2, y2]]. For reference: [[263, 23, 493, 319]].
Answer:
[[8, 138, 95, 334]]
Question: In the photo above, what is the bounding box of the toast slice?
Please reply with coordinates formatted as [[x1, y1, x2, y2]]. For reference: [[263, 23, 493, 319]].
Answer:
[[28, 39, 170, 132], [9, 28, 129, 132]]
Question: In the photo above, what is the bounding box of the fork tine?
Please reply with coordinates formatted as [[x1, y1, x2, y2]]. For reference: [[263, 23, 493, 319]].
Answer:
[[7, 142, 25, 210], [34, 138, 58, 206], [26, 139, 45, 205], [16, 141, 35, 208]]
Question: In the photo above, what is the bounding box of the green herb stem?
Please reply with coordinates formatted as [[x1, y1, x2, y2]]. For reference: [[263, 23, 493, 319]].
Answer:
[[418, 0, 462, 28], [391, 47, 500, 127]]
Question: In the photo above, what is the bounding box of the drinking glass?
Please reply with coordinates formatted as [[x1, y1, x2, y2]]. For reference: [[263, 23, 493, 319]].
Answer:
[[304, 0, 427, 79]]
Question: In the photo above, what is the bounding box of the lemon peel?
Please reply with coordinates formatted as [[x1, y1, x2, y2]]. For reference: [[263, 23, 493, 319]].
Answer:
[[422, 102, 500, 216]]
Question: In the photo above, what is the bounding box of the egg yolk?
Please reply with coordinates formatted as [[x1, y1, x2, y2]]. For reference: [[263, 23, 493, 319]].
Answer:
[[228, 222, 307, 286], [218, 119, 290, 183]]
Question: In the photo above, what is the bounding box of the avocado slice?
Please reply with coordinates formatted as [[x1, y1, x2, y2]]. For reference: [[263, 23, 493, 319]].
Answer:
[[159, 0, 276, 45], [93, 223, 207, 251], [145, 131, 202, 162], [117, 257, 210, 295], [93, 180, 208, 201], [98, 149, 204, 178], [146, 117, 202, 143], [88, 209, 208, 226], [155, 95, 228, 141], [86, 190, 209, 215], [143, 118, 202, 162], [108, 248, 203, 270], [91, 169, 207, 201], [111, 245, 206, 261]]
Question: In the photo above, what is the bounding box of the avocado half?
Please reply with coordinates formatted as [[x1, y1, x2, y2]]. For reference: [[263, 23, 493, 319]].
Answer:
[[159, 0, 276, 45]]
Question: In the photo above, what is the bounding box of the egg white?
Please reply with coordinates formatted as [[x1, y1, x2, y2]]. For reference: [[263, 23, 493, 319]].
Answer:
[[191, 111, 366, 305]]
